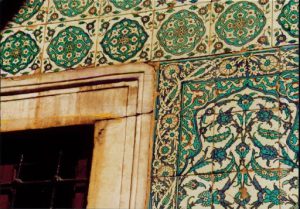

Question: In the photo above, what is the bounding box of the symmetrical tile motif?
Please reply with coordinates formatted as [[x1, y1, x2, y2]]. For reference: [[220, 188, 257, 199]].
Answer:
[[210, 0, 272, 54], [100, 0, 152, 16], [0, 1, 299, 208], [96, 12, 153, 66], [0, 25, 44, 77], [42, 19, 97, 72], [152, 3, 210, 61], [151, 47, 299, 208], [1, 0, 299, 77], [47, 0, 100, 23]]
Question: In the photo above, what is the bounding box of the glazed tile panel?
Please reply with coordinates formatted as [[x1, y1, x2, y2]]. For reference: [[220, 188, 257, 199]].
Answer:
[[47, 0, 100, 23], [152, 2, 211, 61], [151, 46, 299, 208], [0, 1, 299, 208], [96, 11, 153, 66], [273, 0, 299, 46], [0, 25, 44, 77], [210, 0, 272, 54], [100, 0, 152, 16], [42, 19, 97, 72], [1, 0, 299, 77]]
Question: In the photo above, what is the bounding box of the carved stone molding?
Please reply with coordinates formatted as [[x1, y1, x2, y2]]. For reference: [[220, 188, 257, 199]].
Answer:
[[0, 63, 155, 209]]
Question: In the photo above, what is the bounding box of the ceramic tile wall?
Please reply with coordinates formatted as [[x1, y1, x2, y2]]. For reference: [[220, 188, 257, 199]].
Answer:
[[0, 0, 298, 77], [151, 46, 299, 208], [0, 1, 298, 208]]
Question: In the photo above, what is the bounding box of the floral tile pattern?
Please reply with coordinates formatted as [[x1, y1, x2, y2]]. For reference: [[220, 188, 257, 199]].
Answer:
[[155, 0, 210, 10], [96, 12, 153, 66], [100, 0, 153, 16], [0, 25, 44, 77], [150, 176, 177, 209], [280, 45, 299, 72], [42, 19, 97, 72], [152, 3, 210, 61], [47, 0, 100, 23], [5, 0, 48, 28], [179, 75, 283, 176], [211, 171, 284, 208], [0, 1, 299, 207], [273, 0, 299, 47], [280, 168, 299, 208], [152, 47, 299, 207], [177, 174, 213, 209], [210, 0, 272, 55], [176, 169, 298, 208], [1, 0, 299, 77], [152, 48, 286, 176]]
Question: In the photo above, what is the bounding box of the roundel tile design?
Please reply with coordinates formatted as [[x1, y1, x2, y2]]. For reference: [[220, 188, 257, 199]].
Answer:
[[0, 31, 40, 74], [278, 0, 299, 38], [215, 1, 266, 46], [157, 10, 205, 55], [47, 26, 93, 68], [100, 18, 148, 62], [53, 0, 94, 17], [12, 0, 44, 24], [109, 0, 142, 10]]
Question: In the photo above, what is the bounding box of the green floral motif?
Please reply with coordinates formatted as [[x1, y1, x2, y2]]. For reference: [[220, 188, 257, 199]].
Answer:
[[157, 10, 205, 55], [12, 0, 44, 24], [263, 186, 286, 206], [0, 31, 39, 74], [215, 1, 266, 46], [152, 48, 299, 209], [100, 18, 148, 62], [197, 191, 212, 207], [152, 48, 300, 209], [47, 26, 93, 68], [53, 0, 93, 17], [110, 0, 142, 10], [278, 0, 299, 37]]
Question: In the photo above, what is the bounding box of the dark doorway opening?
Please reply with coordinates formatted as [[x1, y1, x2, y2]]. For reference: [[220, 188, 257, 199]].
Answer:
[[0, 125, 94, 209]]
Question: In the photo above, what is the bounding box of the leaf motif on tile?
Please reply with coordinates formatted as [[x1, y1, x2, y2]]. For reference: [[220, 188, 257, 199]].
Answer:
[[215, 1, 266, 46], [277, 0, 299, 38], [53, 0, 94, 17], [153, 49, 299, 181], [179, 85, 287, 174], [109, 0, 142, 10], [151, 177, 177, 209], [47, 26, 93, 68], [12, 0, 44, 24], [157, 10, 205, 55], [100, 18, 149, 62], [0, 31, 40, 74]]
